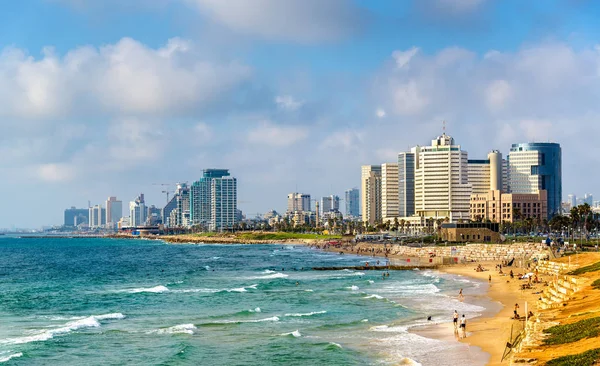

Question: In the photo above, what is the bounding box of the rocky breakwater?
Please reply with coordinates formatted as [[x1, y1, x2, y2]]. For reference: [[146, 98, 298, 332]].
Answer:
[[160, 234, 324, 245]]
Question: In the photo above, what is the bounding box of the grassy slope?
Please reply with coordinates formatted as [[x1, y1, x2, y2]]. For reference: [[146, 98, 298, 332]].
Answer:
[[542, 317, 600, 345], [546, 348, 600, 366]]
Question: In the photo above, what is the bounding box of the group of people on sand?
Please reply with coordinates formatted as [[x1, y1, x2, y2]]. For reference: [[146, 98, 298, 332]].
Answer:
[[453, 310, 467, 338]]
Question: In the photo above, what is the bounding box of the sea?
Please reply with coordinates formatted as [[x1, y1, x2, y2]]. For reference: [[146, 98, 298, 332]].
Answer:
[[0, 237, 492, 365]]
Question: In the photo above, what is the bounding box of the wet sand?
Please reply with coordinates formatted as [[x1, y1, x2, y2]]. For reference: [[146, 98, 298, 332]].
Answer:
[[411, 261, 542, 365]]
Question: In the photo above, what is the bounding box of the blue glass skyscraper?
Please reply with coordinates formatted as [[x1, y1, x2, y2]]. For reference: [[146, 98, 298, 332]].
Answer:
[[507, 143, 562, 218]]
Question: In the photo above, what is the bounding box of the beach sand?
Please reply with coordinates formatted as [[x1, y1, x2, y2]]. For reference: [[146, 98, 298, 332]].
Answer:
[[412, 261, 544, 365]]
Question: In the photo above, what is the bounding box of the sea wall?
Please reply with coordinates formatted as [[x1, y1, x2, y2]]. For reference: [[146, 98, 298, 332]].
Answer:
[[348, 242, 550, 263]]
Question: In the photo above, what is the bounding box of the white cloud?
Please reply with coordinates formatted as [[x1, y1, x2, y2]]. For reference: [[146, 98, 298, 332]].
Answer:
[[193, 122, 214, 142], [433, 0, 486, 14], [319, 130, 364, 151], [275, 95, 304, 111], [107, 118, 165, 162], [376, 108, 386, 118], [392, 81, 429, 115], [392, 47, 419, 69], [247, 122, 308, 147], [485, 80, 512, 111], [0, 37, 251, 120], [187, 0, 364, 43], [37, 163, 76, 182]]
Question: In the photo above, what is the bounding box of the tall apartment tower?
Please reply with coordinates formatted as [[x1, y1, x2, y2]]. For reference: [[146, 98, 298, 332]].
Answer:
[[321, 195, 340, 213], [88, 205, 106, 228], [381, 163, 399, 219], [64, 207, 88, 227], [398, 152, 415, 217], [467, 160, 490, 195], [507, 142, 561, 218], [210, 175, 237, 231], [361, 165, 382, 225], [190, 169, 237, 231], [345, 188, 360, 218], [129, 194, 147, 227], [175, 183, 190, 227], [287, 193, 311, 213], [105, 197, 123, 227], [467, 150, 503, 195], [413, 134, 471, 222]]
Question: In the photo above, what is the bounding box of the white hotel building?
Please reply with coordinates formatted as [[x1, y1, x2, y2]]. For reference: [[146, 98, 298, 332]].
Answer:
[[413, 133, 472, 222]]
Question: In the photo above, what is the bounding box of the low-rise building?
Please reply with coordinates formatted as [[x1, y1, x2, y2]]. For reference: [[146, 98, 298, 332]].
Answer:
[[470, 190, 547, 223]]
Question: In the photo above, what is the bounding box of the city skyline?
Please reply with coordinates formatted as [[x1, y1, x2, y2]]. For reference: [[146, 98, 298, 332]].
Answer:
[[3, 1, 600, 227]]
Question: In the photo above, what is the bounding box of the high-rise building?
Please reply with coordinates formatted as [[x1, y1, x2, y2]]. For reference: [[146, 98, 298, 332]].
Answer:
[[361, 165, 382, 225], [345, 188, 360, 218], [147, 205, 162, 226], [568, 194, 577, 208], [105, 197, 123, 226], [64, 207, 88, 227], [175, 183, 190, 227], [584, 194, 593, 206], [287, 193, 311, 213], [88, 205, 106, 228], [507, 142, 561, 218], [413, 134, 471, 222], [129, 194, 147, 227], [190, 169, 237, 231], [321, 196, 332, 213], [468, 160, 490, 196], [398, 152, 415, 217], [210, 175, 237, 231], [381, 163, 399, 219], [321, 195, 340, 214]]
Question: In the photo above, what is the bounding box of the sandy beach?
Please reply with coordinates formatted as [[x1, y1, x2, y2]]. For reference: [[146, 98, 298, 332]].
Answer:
[[412, 261, 542, 365]]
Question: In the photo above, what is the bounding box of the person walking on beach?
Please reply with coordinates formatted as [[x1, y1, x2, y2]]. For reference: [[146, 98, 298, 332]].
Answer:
[[460, 315, 467, 338], [458, 288, 464, 302], [453, 310, 459, 330]]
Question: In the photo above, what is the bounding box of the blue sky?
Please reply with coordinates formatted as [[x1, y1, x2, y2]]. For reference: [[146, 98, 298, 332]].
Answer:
[[2, 0, 600, 228]]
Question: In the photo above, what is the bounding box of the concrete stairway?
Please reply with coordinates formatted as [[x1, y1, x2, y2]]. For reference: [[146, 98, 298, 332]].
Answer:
[[535, 260, 583, 310]]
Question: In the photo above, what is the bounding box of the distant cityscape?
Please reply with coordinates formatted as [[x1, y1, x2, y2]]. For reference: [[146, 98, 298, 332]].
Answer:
[[5, 132, 599, 235]]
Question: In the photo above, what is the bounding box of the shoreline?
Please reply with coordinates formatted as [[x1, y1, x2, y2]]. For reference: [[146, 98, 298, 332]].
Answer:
[[411, 262, 540, 365], [314, 243, 543, 365]]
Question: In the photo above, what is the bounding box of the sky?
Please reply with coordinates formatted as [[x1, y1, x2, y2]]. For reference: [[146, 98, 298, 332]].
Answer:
[[2, 0, 600, 228]]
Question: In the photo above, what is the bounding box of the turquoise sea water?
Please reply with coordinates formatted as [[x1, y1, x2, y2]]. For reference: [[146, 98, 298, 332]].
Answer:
[[0, 237, 489, 365]]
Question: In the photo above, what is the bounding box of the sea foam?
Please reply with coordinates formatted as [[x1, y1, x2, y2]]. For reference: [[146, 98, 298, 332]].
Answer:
[[0, 353, 23, 363], [280, 330, 301, 338], [123, 285, 169, 294], [0, 313, 125, 346], [284, 311, 327, 317], [155, 324, 197, 335]]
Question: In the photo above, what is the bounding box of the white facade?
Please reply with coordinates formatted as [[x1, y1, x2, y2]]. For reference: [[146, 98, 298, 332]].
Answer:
[[287, 193, 311, 213], [413, 134, 471, 222], [361, 165, 382, 225], [129, 194, 147, 227], [381, 163, 399, 219], [210, 176, 237, 231], [88, 205, 106, 229], [507, 150, 541, 194]]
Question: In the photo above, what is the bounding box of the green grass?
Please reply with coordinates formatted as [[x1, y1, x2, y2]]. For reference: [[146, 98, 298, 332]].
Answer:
[[568, 261, 600, 275], [542, 317, 600, 345], [592, 279, 600, 290], [190, 233, 219, 237], [546, 348, 600, 366], [235, 232, 341, 241]]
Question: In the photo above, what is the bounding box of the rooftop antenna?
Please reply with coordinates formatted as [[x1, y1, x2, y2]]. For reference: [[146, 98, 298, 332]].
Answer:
[[443, 120, 446, 134]]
